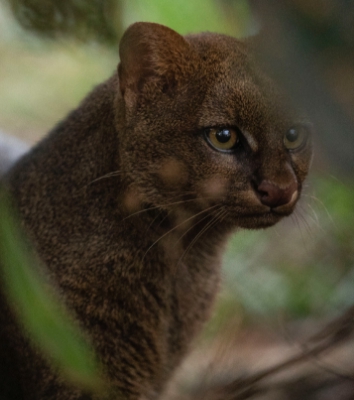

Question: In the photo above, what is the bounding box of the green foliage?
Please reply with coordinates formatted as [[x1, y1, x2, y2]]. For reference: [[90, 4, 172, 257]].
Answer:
[[8, 0, 122, 43], [123, 0, 251, 37], [5, 0, 252, 43], [0, 190, 103, 392]]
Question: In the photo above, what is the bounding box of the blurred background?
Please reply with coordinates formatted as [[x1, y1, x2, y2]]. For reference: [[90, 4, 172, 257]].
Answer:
[[0, 0, 354, 397]]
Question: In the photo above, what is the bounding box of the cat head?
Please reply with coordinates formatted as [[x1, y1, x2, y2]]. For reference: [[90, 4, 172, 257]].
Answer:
[[115, 22, 312, 230]]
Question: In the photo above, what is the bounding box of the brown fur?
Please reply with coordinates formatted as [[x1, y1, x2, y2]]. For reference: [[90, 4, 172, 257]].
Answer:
[[1, 22, 312, 400]]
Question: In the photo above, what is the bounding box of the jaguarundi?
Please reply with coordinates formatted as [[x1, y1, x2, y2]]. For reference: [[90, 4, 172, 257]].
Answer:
[[0, 22, 312, 400]]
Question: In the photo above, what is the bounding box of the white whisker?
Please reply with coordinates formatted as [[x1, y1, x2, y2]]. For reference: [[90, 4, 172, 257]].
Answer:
[[302, 193, 335, 226], [173, 207, 226, 273], [121, 194, 216, 223], [141, 204, 221, 264], [89, 170, 123, 184]]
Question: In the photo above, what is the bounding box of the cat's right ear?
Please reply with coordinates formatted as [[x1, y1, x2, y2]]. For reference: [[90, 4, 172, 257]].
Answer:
[[118, 22, 198, 112]]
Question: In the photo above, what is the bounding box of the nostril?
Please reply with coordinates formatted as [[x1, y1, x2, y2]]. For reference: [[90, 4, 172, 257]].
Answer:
[[256, 180, 298, 208]]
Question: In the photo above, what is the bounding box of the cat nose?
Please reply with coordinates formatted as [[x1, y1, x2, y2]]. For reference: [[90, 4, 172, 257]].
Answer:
[[256, 180, 298, 208]]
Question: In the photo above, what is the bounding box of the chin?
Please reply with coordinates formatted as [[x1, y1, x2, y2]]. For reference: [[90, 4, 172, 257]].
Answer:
[[233, 212, 286, 230]]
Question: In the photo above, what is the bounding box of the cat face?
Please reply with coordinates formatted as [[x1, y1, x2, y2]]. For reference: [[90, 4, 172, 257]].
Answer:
[[117, 23, 312, 230]]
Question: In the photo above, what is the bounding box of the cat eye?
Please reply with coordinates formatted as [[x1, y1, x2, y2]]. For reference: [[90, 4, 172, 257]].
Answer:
[[284, 125, 309, 150], [205, 128, 239, 152]]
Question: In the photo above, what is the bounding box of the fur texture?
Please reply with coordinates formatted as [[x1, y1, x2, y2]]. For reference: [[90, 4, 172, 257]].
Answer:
[[1, 22, 312, 400]]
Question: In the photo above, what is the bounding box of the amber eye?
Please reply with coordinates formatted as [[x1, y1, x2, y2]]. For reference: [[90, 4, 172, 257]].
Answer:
[[284, 125, 309, 150], [205, 128, 239, 152]]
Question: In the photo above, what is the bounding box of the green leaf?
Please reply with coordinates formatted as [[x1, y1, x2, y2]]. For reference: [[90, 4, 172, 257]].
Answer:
[[0, 190, 104, 393], [122, 0, 251, 37]]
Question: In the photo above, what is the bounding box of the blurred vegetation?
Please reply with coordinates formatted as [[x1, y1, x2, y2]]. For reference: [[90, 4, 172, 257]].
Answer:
[[0, 0, 353, 392], [222, 175, 354, 320], [7, 0, 123, 43], [0, 189, 104, 393], [4, 0, 252, 43]]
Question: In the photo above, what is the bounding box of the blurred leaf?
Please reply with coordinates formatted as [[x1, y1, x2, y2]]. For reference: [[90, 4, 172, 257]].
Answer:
[[122, 0, 251, 36], [0, 189, 104, 393], [7, 0, 123, 44]]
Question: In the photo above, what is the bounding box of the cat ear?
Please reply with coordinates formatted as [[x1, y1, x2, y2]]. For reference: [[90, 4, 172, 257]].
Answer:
[[118, 22, 198, 106]]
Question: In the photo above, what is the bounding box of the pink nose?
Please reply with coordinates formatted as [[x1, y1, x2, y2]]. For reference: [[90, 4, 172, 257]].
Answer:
[[256, 180, 298, 208]]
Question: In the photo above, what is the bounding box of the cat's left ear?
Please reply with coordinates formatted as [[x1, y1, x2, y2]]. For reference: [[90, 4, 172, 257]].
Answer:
[[118, 22, 199, 110]]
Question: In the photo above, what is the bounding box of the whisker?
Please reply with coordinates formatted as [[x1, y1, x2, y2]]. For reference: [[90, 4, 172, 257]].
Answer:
[[173, 207, 226, 274], [298, 204, 325, 235], [303, 202, 320, 227], [297, 206, 316, 236], [121, 194, 216, 223], [302, 193, 335, 226], [297, 204, 317, 231], [291, 212, 308, 248], [272, 224, 281, 238], [140, 204, 221, 264], [121, 197, 192, 223], [144, 208, 171, 236], [329, 174, 346, 186], [89, 170, 123, 185], [174, 211, 215, 246]]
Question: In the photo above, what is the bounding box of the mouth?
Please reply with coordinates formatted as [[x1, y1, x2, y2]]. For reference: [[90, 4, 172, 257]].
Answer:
[[226, 186, 299, 229], [237, 212, 282, 229], [227, 204, 295, 229]]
